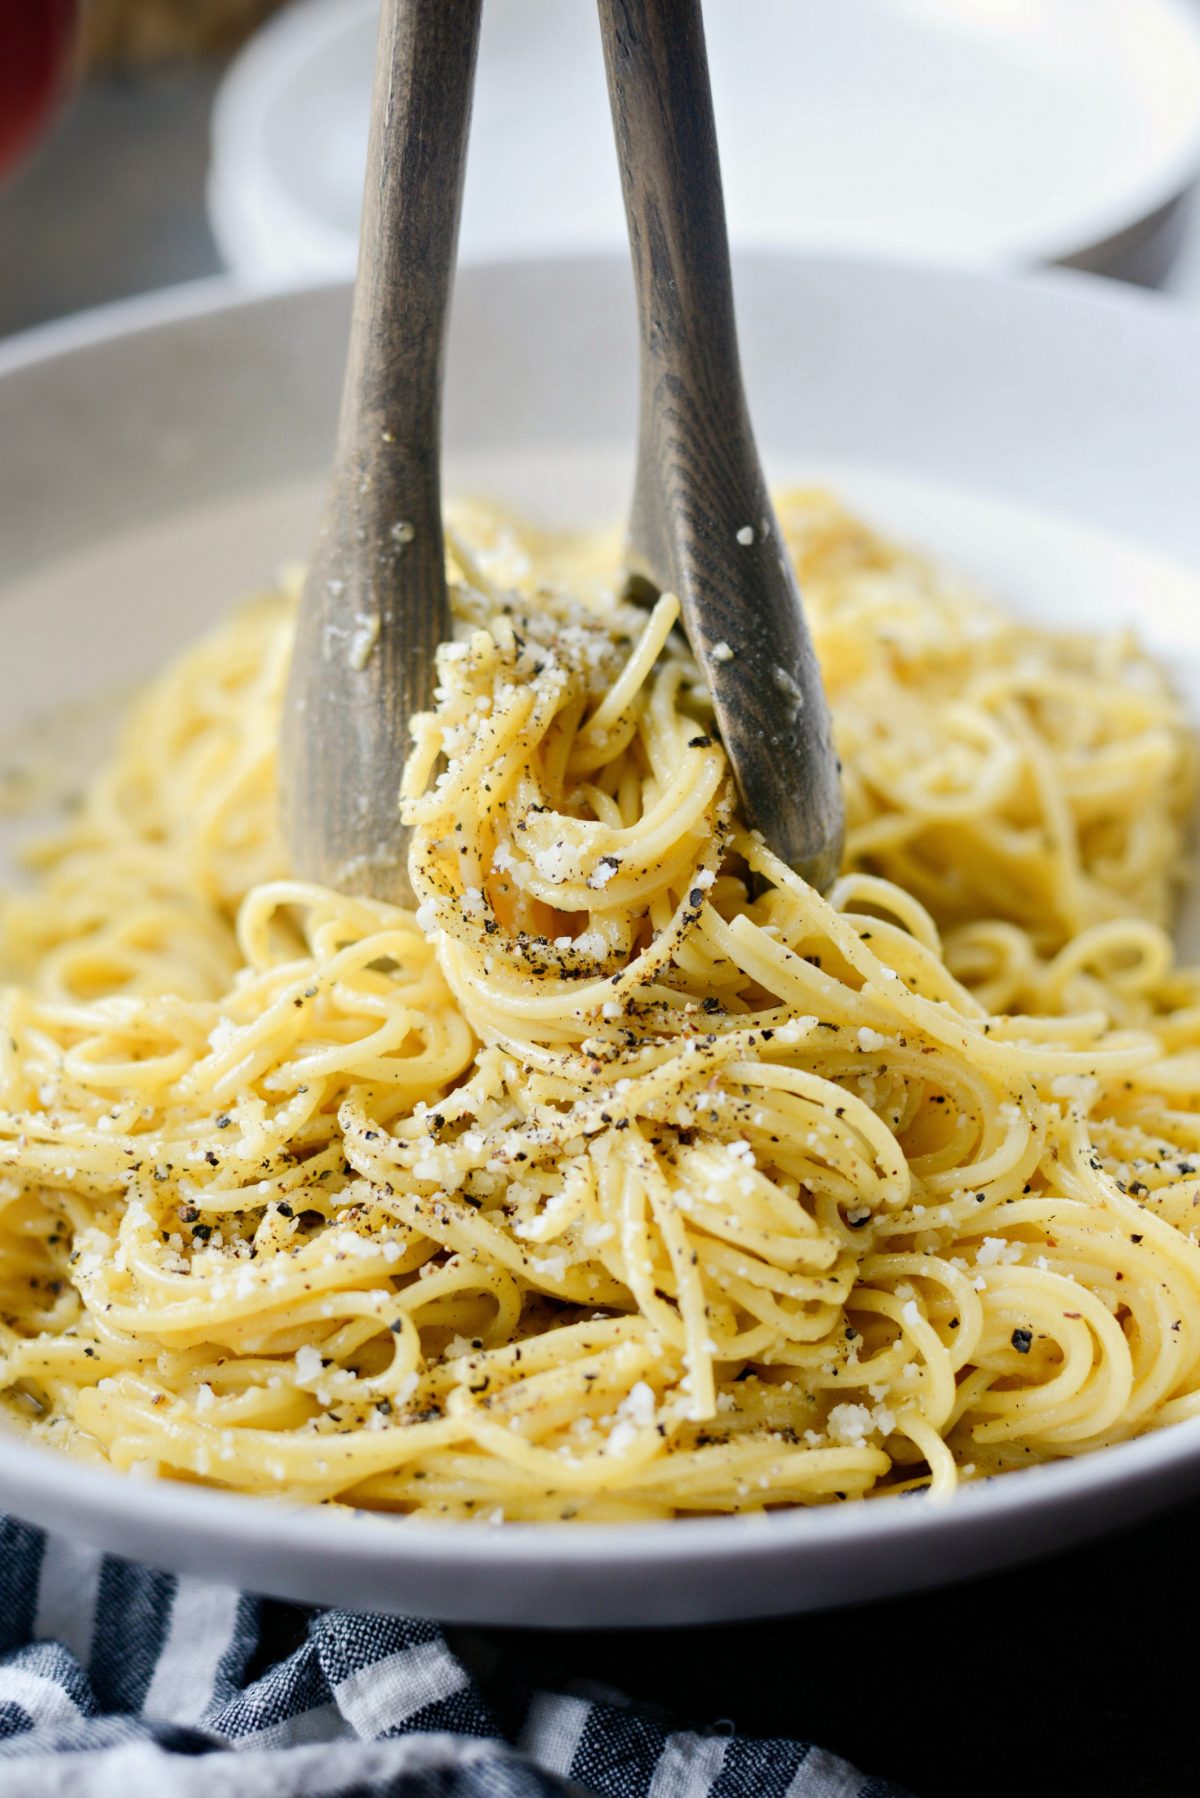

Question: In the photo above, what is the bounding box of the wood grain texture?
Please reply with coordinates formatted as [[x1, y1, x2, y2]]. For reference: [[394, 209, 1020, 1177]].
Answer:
[[281, 0, 481, 902], [598, 0, 843, 891]]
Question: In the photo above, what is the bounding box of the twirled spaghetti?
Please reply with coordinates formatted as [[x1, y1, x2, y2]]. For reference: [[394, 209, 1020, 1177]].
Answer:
[[1, 491, 1199, 1520]]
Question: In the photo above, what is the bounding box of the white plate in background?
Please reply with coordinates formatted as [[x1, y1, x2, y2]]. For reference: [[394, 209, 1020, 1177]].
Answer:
[[4, 254, 1200, 1622], [208, 0, 1200, 283]]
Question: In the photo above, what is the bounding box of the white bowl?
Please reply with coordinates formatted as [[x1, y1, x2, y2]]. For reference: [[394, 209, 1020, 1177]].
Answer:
[[207, 0, 1200, 283], [5, 255, 1200, 1624]]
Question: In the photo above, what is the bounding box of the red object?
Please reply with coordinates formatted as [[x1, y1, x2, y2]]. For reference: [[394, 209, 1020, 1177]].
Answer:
[[0, 0, 78, 180]]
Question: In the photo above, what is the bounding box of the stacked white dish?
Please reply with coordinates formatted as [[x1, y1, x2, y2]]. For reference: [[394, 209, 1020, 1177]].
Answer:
[[208, 0, 1200, 284]]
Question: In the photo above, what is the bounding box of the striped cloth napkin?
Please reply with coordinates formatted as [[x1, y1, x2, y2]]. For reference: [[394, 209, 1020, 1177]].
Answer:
[[0, 1517, 914, 1796]]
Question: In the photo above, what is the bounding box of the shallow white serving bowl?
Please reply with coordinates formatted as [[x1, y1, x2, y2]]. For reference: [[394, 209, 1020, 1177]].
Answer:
[[4, 255, 1200, 1624], [207, 0, 1200, 284]]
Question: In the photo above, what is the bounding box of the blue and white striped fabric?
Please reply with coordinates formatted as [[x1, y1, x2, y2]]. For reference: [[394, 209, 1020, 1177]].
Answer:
[[0, 1518, 913, 1796]]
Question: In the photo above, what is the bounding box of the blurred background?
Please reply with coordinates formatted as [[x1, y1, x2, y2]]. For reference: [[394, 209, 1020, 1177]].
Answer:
[[8, 0, 1200, 343]]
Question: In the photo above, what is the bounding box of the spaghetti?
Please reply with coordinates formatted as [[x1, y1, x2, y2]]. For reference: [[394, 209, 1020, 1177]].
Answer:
[[1, 491, 1198, 1520]]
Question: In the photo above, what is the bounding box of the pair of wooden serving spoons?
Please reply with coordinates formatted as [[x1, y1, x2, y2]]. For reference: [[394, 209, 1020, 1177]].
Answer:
[[281, 0, 843, 905]]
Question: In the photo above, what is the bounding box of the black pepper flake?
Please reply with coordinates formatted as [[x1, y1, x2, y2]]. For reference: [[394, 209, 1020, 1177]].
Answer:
[[687, 734, 712, 748], [215, 1114, 231, 1130], [277, 1202, 294, 1219], [1011, 1327, 1033, 1355], [192, 1224, 213, 1242], [178, 1205, 199, 1224]]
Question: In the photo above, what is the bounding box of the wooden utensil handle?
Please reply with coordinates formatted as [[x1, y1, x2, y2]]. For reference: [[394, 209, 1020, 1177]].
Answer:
[[282, 0, 482, 901], [599, 0, 748, 575], [598, 0, 843, 890]]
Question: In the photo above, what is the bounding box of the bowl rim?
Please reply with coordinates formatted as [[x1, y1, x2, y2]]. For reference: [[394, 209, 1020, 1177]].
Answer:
[[2, 1375, 1200, 1576], [4, 240, 1200, 378]]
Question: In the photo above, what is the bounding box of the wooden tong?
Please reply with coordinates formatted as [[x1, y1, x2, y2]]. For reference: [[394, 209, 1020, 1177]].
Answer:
[[282, 0, 843, 902]]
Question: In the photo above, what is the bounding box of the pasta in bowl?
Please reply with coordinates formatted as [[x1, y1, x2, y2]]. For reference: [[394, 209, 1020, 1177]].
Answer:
[[3, 489, 1198, 1524]]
